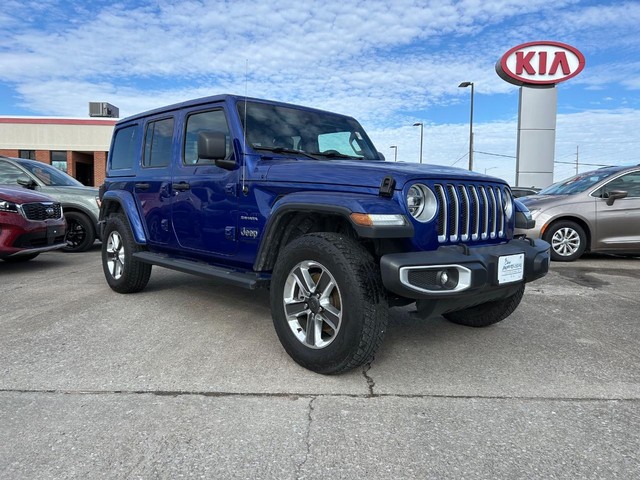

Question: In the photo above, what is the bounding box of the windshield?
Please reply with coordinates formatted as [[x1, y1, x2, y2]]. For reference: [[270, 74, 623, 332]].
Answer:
[[17, 160, 83, 187], [538, 169, 619, 195], [237, 101, 381, 160]]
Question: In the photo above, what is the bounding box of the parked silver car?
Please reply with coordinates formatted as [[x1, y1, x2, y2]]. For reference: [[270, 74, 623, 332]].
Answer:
[[516, 164, 640, 261], [0, 156, 100, 252], [511, 186, 541, 198]]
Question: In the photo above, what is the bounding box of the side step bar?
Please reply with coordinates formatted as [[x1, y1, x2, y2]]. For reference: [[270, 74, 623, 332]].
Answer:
[[133, 252, 267, 290]]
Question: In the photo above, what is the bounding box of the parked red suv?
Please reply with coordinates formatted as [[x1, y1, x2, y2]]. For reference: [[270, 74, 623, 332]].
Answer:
[[0, 186, 67, 262]]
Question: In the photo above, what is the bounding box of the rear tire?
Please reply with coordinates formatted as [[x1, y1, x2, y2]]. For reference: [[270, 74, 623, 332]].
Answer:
[[101, 214, 152, 293], [270, 232, 388, 374], [443, 284, 525, 327]]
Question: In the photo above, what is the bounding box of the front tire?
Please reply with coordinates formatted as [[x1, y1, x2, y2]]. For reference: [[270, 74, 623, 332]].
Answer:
[[443, 284, 525, 327], [543, 220, 587, 262], [270, 232, 388, 374], [63, 211, 96, 252], [101, 214, 152, 293]]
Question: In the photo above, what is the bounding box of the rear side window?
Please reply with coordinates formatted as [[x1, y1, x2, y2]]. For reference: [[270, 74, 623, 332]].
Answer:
[[144, 117, 174, 168], [110, 125, 139, 170], [183, 109, 231, 165]]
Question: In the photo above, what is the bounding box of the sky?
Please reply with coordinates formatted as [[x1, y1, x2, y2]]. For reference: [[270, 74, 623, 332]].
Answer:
[[1, 0, 639, 185]]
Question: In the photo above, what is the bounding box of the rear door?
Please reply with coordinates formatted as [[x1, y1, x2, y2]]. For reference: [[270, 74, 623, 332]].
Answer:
[[170, 106, 239, 256], [594, 170, 640, 252], [131, 115, 176, 246]]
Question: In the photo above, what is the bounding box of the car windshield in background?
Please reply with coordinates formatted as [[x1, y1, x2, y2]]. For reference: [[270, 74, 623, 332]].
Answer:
[[538, 169, 619, 195], [17, 160, 83, 187], [237, 101, 381, 160]]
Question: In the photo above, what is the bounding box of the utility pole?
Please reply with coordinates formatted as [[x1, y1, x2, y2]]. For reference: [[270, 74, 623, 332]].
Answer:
[[575, 145, 579, 175]]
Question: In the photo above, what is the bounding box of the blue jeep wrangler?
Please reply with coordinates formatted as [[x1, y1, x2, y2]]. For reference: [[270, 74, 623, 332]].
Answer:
[[99, 94, 549, 374]]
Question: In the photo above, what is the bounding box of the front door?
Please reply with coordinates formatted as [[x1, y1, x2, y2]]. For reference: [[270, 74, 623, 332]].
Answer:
[[171, 107, 239, 256], [595, 171, 640, 252]]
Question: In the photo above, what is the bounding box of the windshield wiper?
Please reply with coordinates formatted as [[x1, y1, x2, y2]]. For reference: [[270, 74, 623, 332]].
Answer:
[[252, 146, 321, 160], [314, 151, 361, 160]]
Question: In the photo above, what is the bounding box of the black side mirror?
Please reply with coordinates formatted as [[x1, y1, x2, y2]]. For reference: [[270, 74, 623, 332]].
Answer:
[[605, 190, 628, 206], [514, 199, 535, 229], [198, 131, 236, 170], [377, 151, 386, 161], [17, 177, 37, 189]]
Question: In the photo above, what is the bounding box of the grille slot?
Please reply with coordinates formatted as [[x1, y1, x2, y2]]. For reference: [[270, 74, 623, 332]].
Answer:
[[434, 183, 507, 244], [21, 202, 62, 221]]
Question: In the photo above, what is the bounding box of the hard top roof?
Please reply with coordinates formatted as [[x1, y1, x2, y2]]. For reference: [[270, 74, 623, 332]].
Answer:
[[116, 94, 352, 125]]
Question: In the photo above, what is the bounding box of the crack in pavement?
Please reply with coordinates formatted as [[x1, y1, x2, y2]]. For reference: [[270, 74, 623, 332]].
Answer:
[[362, 362, 375, 396], [295, 397, 316, 480], [0, 389, 638, 402]]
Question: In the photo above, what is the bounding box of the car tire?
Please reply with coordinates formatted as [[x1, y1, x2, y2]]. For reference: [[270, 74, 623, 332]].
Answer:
[[2, 253, 40, 262], [101, 214, 152, 293], [543, 220, 587, 262], [270, 232, 388, 374], [63, 211, 96, 252], [443, 284, 526, 327]]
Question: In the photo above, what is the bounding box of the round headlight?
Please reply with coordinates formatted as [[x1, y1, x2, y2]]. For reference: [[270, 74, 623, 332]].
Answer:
[[503, 189, 514, 219], [407, 185, 424, 217], [406, 184, 437, 222]]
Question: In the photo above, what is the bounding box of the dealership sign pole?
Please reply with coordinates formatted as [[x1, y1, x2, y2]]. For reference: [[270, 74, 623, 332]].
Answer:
[[496, 41, 585, 188]]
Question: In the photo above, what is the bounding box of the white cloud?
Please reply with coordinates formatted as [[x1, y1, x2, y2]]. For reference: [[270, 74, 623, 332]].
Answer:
[[1, 0, 639, 189], [368, 108, 640, 186]]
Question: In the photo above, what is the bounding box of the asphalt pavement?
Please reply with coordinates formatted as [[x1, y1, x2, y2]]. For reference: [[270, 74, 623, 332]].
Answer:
[[1, 246, 639, 479]]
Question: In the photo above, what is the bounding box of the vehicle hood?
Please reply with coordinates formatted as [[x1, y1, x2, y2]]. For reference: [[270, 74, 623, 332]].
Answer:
[[518, 194, 589, 210], [262, 159, 506, 189], [47, 185, 99, 196], [0, 185, 57, 203]]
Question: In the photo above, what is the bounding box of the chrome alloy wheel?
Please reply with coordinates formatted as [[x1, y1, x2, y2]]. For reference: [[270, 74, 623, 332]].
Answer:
[[551, 227, 581, 257], [283, 260, 343, 349], [105, 230, 125, 280]]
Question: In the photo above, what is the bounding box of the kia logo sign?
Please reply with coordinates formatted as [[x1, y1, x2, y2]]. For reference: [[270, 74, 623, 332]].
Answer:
[[496, 41, 585, 86]]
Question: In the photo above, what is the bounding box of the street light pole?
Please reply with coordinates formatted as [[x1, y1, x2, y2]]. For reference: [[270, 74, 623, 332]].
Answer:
[[412, 122, 424, 164], [458, 82, 474, 171], [389, 145, 398, 162]]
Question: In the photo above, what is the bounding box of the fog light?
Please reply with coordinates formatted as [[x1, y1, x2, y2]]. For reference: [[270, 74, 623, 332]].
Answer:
[[436, 269, 459, 289]]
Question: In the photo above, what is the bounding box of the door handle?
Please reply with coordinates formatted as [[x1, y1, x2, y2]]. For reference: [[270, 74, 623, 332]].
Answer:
[[172, 182, 191, 192], [135, 182, 150, 190]]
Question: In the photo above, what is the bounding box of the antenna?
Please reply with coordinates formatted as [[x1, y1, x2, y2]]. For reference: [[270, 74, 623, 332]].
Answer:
[[242, 59, 249, 196]]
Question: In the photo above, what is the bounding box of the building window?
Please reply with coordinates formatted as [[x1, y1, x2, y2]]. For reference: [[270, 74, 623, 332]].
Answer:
[[51, 151, 67, 172], [18, 150, 36, 160]]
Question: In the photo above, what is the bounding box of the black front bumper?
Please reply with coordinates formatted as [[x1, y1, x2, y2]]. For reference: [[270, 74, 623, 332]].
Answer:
[[380, 238, 550, 301]]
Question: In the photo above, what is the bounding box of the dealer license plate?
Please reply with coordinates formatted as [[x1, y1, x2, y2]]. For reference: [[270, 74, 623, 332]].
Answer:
[[497, 253, 525, 284]]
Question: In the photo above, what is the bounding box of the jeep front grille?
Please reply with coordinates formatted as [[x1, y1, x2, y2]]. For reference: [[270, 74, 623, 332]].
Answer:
[[434, 184, 506, 243], [21, 202, 63, 221]]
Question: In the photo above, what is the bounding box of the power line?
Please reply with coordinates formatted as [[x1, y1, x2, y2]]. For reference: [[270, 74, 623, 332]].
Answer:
[[450, 151, 468, 167], [554, 160, 613, 167], [474, 150, 517, 159]]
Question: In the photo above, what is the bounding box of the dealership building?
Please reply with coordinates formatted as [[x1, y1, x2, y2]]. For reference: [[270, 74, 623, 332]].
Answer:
[[0, 116, 117, 187]]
